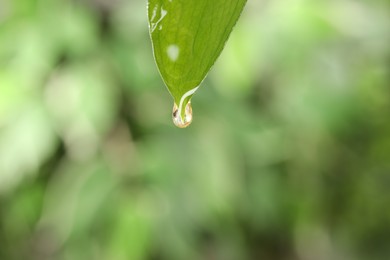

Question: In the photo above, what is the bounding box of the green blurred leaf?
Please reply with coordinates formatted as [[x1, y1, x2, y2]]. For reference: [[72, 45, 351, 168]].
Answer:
[[147, 0, 247, 107]]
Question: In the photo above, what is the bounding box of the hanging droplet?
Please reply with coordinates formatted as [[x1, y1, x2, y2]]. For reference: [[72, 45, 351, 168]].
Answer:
[[172, 101, 193, 128]]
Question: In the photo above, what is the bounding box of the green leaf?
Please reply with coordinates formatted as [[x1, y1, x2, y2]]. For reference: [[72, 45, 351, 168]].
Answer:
[[148, 0, 247, 125]]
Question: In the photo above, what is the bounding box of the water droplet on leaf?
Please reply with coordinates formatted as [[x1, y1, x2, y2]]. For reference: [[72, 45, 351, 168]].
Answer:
[[167, 44, 179, 61], [172, 101, 193, 128], [148, 0, 247, 127]]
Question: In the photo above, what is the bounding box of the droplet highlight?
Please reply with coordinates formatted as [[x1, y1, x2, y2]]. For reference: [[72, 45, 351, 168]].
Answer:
[[172, 102, 193, 128]]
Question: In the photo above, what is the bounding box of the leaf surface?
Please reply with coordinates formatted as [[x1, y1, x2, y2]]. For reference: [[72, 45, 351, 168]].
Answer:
[[148, 0, 247, 107]]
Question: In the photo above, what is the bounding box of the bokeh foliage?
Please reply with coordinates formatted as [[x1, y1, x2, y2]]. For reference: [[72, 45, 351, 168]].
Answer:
[[1, 0, 390, 259]]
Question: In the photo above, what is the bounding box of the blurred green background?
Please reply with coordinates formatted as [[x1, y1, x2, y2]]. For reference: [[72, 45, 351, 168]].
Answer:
[[1, 0, 390, 259]]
